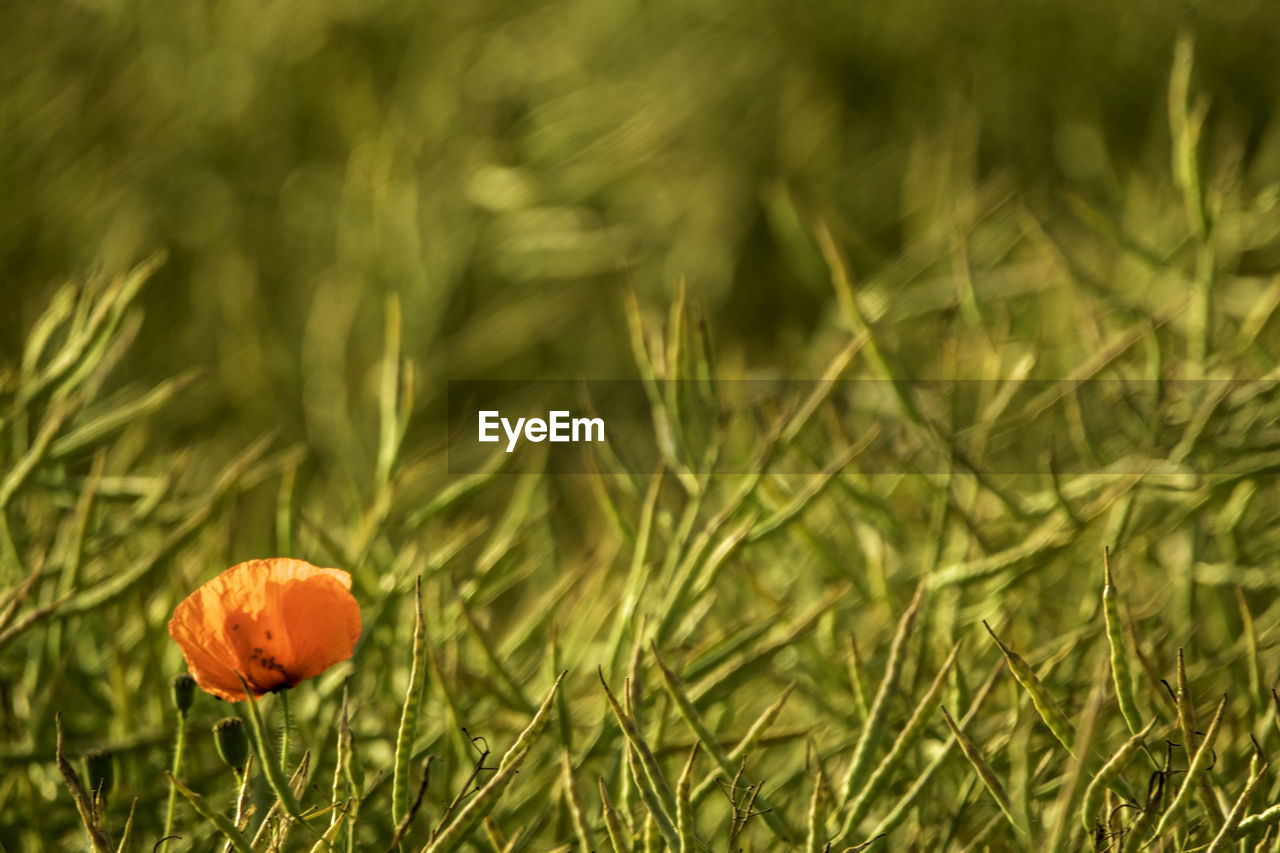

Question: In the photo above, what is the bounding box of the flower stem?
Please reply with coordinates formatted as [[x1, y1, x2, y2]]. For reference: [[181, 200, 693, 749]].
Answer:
[[235, 674, 304, 821], [163, 710, 189, 850], [279, 689, 291, 777]]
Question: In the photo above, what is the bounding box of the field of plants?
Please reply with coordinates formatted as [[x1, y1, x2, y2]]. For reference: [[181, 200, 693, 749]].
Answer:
[[7, 2, 1280, 851]]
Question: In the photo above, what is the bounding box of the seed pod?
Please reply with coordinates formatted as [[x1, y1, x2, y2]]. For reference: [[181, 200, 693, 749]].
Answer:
[[984, 621, 1076, 755], [599, 778, 631, 853], [941, 705, 1028, 838], [83, 748, 115, 799], [1080, 719, 1156, 832], [1206, 759, 1270, 853], [1153, 695, 1228, 837], [1102, 550, 1144, 736], [213, 717, 250, 774], [171, 673, 196, 715]]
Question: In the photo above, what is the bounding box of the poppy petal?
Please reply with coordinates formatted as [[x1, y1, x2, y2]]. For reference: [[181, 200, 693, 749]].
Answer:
[[169, 600, 251, 702], [277, 573, 362, 680], [168, 558, 361, 702]]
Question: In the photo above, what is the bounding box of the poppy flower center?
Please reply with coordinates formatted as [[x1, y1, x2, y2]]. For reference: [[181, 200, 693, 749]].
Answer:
[[224, 610, 300, 693]]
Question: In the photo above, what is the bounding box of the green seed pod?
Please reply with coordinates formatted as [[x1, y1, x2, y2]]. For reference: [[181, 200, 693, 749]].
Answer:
[[83, 748, 115, 799], [172, 673, 196, 715], [599, 779, 631, 853], [1153, 695, 1228, 838], [984, 621, 1076, 755], [213, 717, 250, 774], [1080, 718, 1156, 832], [940, 705, 1028, 838], [1102, 551, 1144, 736]]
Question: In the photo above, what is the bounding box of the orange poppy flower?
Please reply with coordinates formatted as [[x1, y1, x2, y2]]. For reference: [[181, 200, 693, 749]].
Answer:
[[168, 558, 361, 702]]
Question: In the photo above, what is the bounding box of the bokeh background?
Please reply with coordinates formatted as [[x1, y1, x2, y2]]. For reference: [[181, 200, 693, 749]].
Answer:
[[10, 4, 1280, 845], [8, 0, 1280, 479], [11, 3, 1280, 848]]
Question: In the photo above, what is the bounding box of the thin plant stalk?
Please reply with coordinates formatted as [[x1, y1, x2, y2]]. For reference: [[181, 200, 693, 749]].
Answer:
[[280, 689, 291, 777], [162, 710, 189, 851], [236, 675, 305, 821], [225, 754, 254, 853]]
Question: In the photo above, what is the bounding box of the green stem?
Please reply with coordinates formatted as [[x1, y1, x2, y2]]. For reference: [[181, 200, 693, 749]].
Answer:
[[163, 710, 188, 850], [235, 674, 304, 822], [279, 689, 291, 777], [225, 760, 251, 853]]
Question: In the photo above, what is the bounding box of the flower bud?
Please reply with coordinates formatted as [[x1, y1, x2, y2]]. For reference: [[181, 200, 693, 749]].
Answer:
[[172, 673, 196, 715], [212, 717, 249, 773], [82, 748, 114, 799]]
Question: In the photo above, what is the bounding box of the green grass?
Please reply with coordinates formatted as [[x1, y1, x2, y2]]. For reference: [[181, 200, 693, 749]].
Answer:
[[8, 19, 1280, 853]]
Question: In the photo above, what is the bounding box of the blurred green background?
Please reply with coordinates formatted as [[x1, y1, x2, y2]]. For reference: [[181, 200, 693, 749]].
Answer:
[[12, 3, 1280, 849], [8, 0, 1280, 476]]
